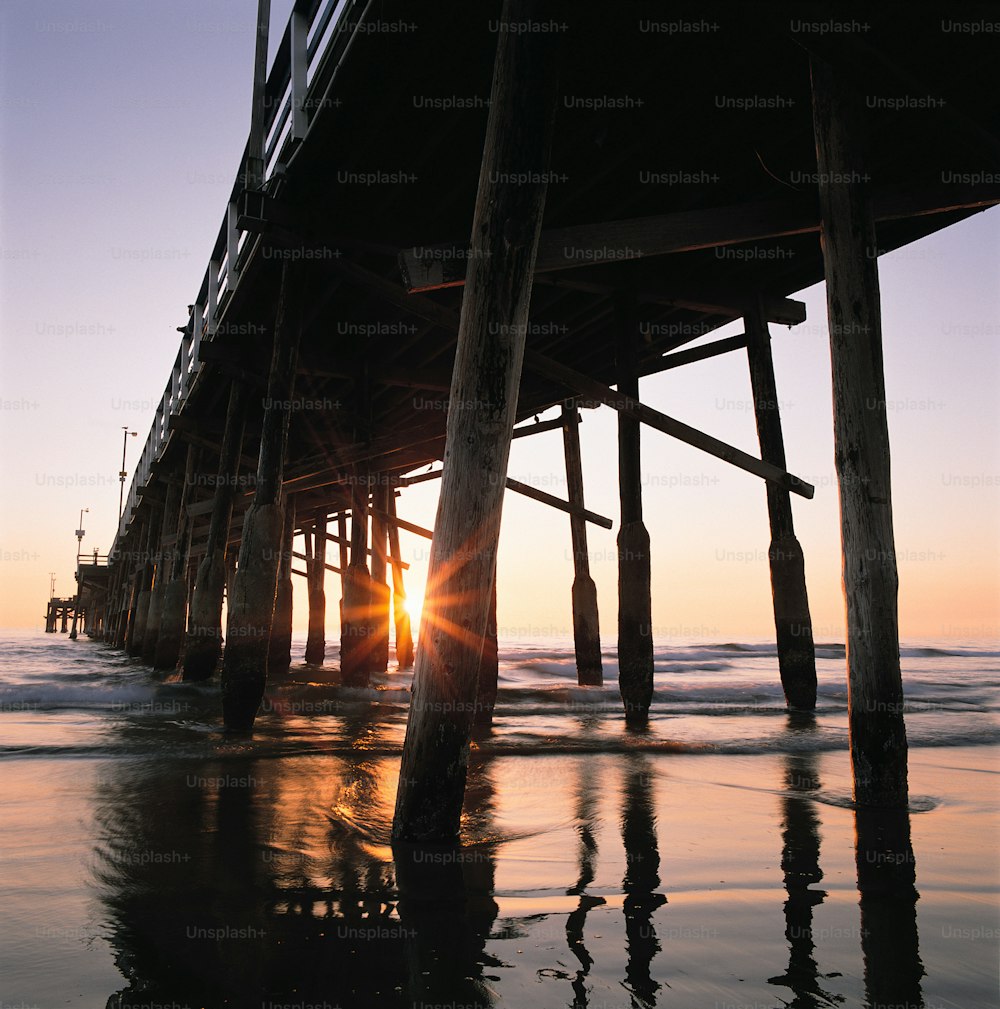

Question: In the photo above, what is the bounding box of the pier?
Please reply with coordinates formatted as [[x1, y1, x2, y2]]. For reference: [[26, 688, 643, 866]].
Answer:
[[72, 1, 998, 840]]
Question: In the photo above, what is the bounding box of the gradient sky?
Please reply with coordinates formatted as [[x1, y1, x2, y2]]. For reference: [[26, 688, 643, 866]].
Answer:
[[2, 1, 998, 641]]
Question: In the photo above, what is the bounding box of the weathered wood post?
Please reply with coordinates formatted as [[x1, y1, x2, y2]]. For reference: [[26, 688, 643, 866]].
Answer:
[[110, 531, 134, 647], [811, 55, 908, 807], [745, 305, 817, 709], [304, 513, 327, 665], [268, 496, 295, 676], [561, 403, 602, 685], [473, 572, 499, 728], [392, 1, 560, 842], [142, 480, 183, 664], [123, 516, 154, 649], [340, 471, 374, 686], [101, 556, 120, 643], [125, 515, 156, 653], [614, 294, 653, 724], [336, 511, 348, 640], [386, 493, 414, 669], [154, 446, 198, 670], [183, 380, 247, 680], [68, 573, 83, 640], [370, 483, 391, 673], [221, 262, 301, 732]]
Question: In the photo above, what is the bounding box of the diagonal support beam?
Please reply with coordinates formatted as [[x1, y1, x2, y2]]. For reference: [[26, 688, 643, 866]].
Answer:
[[524, 348, 814, 499]]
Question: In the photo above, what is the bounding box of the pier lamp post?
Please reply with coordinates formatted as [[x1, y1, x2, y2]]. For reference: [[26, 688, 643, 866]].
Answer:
[[75, 508, 89, 563], [118, 427, 138, 519], [70, 509, 89, 641]]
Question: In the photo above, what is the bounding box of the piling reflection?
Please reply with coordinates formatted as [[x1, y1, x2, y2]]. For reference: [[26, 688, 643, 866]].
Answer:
[[92, 704, 499, 1008], [621, 752, 668, 1006], [854, 804, 924, 1009], [767, 713, 842, 1008], [393, 752, 501, 1009], [565, 758, 606, 1008]]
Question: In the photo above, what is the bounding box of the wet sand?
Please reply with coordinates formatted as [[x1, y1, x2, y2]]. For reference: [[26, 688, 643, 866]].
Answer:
[[2, 741, 997, 1008]]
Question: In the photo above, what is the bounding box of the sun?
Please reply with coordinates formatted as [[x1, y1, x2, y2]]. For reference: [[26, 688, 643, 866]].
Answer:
[[402, 592, 423, 619]]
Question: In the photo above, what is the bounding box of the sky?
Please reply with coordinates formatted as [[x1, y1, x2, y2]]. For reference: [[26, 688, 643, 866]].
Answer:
[[1, 1, 998, 642]]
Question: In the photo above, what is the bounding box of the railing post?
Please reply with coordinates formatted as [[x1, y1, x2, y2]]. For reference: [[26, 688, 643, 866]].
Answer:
[[227, 202, 241, 291], [191, 300, 204, 375], [180, 331, 193, 399], [208, 260, 220, 335], [290, 8, 309, 141]]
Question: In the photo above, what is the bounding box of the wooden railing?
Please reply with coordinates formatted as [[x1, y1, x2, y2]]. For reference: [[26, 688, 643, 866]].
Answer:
[[115, 0, 371, 546]]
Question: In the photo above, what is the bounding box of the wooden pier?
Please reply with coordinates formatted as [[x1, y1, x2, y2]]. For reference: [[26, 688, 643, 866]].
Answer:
[[75, 1, 997, 840]]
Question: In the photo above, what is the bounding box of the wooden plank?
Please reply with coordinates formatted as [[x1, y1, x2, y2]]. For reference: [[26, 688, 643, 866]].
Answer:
[[512, 416, 566, 439], [240, 189, 809, 328], [392, 468, 613, 527], [524, 348, 815, 498], [533, 275, 808, 326], [505, 477, 613, 529], [369, 507, 433, 540], [304, 360, 452, 392], [401, 183, 1000, 292], [641, 334, 748, 376]]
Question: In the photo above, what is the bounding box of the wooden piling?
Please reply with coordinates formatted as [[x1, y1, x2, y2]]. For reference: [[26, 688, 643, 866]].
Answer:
[[112, 527, 138, 648], [124, 517, 154, 652], [142, 483, 183, 664], [68, 576, 82, 640], [184, 380, 247, 680], [745, 305, 817, 709], [370, 483, 391, 673], [811, 55, 908, 807], [268, 496, 295, 676], [340, 471, 375, 686], [304, 513, 327, 665], [154, 446, 198, 670], [392, 0, 560, 842], [614, 294, 653, 724], [386, 493, 414, 669], [222, 262, 302, 732], [561, 403, 602, 685], [473, 571, 499, 728]]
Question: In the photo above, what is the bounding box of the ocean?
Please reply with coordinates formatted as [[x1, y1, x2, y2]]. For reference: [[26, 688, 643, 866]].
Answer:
[[1, 629, 997, 1008]]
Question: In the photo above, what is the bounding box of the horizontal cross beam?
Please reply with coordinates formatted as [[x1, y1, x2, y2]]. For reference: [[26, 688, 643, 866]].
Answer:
[[400, 182, 1000, 292]]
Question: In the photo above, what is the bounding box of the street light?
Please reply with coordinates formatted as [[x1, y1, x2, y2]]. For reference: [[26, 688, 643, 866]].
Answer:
[[119, 426, 138, 519], [75, 508, 89, 563]]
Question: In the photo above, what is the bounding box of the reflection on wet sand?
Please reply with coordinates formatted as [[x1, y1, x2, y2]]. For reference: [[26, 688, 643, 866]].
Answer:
[[94, 704, 500, 1008], [766, 712, 925, 1009], [621, 751, 668, 1007], [394, 752, 501, 1009], [854, 804, 923, 1009], [767, 713, 842, 1008], [566, 758, 606, 1007]]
